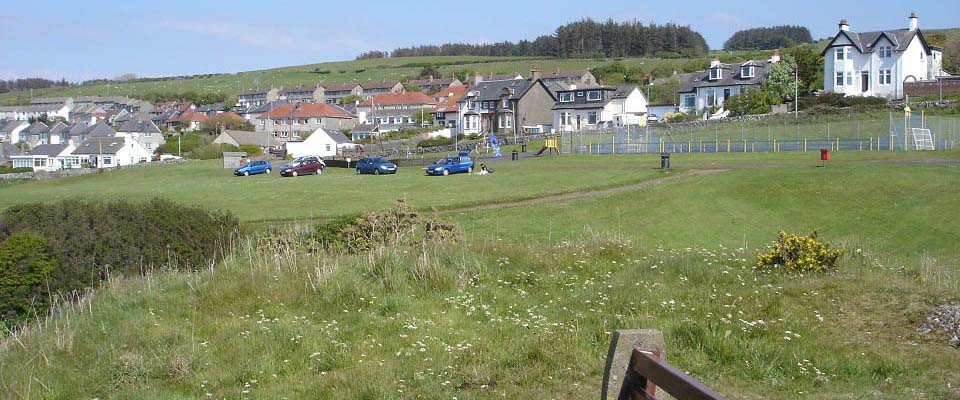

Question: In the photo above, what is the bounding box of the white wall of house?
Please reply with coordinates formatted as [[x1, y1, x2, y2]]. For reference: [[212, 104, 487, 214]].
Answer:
[[285, 128, 351, 158], [679, 85, 752, 115]]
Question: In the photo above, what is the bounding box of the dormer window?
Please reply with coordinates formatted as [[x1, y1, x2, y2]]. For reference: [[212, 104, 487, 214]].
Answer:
[[835, 47, 849, 61], [879, 46, 892, 58], [709, 68, 722, 80], [587, 91, 602, 101], [559, 92, 574, 102], [741, 66, 755, 78]]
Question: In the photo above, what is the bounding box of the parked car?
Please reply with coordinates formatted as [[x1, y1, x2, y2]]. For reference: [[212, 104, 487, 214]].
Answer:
[[426, 154, 474, 176], [647, 114, 659, 124], [280, 156, 325, 177], [355, 157, 397, 175], [234, 159, 272, 176]]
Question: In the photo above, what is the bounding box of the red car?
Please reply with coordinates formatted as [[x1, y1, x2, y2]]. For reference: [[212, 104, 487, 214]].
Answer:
[[280, 156, 325, 177]]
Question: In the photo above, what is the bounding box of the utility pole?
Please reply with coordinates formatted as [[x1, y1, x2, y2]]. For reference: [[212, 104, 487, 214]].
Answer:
[[794, 66, 799, 118]]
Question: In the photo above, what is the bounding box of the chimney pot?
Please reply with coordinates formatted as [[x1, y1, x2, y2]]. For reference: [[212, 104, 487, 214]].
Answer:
[[908, 12, 918, 31], [839, 19, 849, 31]]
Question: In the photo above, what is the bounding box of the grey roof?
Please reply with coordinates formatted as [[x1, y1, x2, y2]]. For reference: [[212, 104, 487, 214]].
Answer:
[[676, 61, 775, 93], [26, 122, 49, 135], [541, 69, 590, 80], [0, 104, 66, 113], [219, 130, 279, 147], [249, 101, 287, 114], [361, 81, 400, 90], [72, 137, 125, 155], [0, 143, 22, 159], [197, 102, 226, 112], [48, 122, 69, 136], [475, 78, 535, 102], [87, 122, 117, 137], [30, 97, 72, 104], [0, 119, 28, 133], [24, 144, 69, 157], [119, 119, 162, 134], [552, 86, 621, 110], [238, 88, 273, 96], [280, 85, 321, 95], [351, 123, 378, 132], [326, 83, 361, 92], [67, 122, 91, 136], [324, 129, 352, 144], [825, 28, 928, 55]]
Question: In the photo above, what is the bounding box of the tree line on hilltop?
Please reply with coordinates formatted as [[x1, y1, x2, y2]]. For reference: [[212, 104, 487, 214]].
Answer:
[[0, 78, 72, 94], [723, 25, 813, 51], [359, 19, 709, 59]]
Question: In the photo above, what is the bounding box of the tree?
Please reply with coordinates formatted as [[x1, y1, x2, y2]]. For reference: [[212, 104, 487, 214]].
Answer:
[[723, 26, 812, 50], [412, 109, 433, 126], [0, 231, 57, 326], [724, 90, 777, 116], [417, 64, 440, 79], [404, 85, 422, 93], [762, 54, 800, 104], [784, 46, 823, 94], [339, 94, 362, 105], [944, 39, 960, 74]]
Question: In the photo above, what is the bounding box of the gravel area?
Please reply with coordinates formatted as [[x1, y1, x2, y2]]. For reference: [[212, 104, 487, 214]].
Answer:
[[917, 304, 960, 347]]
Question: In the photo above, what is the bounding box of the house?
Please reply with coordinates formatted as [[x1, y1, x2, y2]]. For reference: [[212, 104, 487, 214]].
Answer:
[[152, 101, 196, 115], [19, 122, 49, 146], [71, 136, 152, 168], [458, 69, 556, 135], [284, 127, 357, 159], [37, 96, 154, 114], [676, 52, 781, 115], [0, 120, 29, 144], [553, 85, 648, 132], [280, 85, 325, 103], [432, 86, 469, 130], [10, 143, 76, 171], [70, 103, 107, 124], [197, 102, 227, 114], [66, 122, 91, 145], [213, 130, 281, 152], [256, 103, 357, 142], [47, 122, 71, 144], [357, 92, 437, 132], [0, 143, 22, 168], [823, 13, 945, 99], [406, 76, 463, 93], [117, 119, 165, 152], [539, 69, 598, 86], [360, 81, 404, 100], [235, 100, 286, 122], [237, 87, 281, 108], [105, 108, 131, 125], [0, 102, 72, 121], [349, 123, 379, 141], [167, 112, 241, 132], [324, 83, 363, 104]]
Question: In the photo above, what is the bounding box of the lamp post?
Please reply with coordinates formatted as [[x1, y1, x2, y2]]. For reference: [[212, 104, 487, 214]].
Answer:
[[794, 66, 799, 118]]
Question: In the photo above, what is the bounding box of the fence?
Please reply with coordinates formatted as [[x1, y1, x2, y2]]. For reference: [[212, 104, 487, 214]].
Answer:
[[561, 113, 960, 155]]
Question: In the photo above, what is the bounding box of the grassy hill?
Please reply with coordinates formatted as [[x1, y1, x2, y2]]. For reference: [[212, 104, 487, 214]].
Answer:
[[1, 152, 958, 398]]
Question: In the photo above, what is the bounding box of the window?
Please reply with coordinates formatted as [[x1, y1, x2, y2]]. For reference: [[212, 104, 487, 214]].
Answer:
[[325, 144, 331, 152], [683, 95, 695, 109], [587, 91, 602, 101], [835, 47, 847, 61], [34, 158, 43, 167], [560, 112, 571, 125], [505, 115, 512, 128], [436, 112, 444, 119], [559, 92, 574, 102], [741, 66, 754, 78], [498, 115, 504, 128], [576, 91, 584, 97], [587, 111, 598, 124], [293, 119, 299, 125], [879, 46, 892, 58], [103, 156, 112, 166], [846, 71, 854, 86], [709, 68, 721, 80], [836, 71, 844, 86], [502, 98, 510, 108], [880, 69, 892, 85], [706, 90, 717, 106]]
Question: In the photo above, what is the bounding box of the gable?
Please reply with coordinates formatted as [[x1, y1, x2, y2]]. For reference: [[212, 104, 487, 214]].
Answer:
[[821, 31, 862, 55]]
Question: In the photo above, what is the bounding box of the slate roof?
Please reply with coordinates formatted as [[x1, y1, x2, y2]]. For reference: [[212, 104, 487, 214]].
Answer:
[[324, 129, 352, 144], [824, 28, 930, 55], [87, 122, 118, 137], [67, 122, 90, 137], [473, 78, 535, 102], [541, 69, 590, 80], [361, 81, 401, 90], [119, 119, 162, 134], [26, 122, 49, 135], [197, 102, 226, 113], [239, 88, 274, 96], [326, 83, 361, 92], [0, 143, 21, 159], [0, 104, 67, 113], [48, 122, 69, 136], [219, 130, 280, 147], [72, 137, 125, 155], [0, 119, 28, 134], [351, 123, 378, 133], [407, 77, 459, 87], [23, 143, 69, 157], [676, 61, 775, 93], [358, 92, 436, 107], [248, 101, 287, 114], [280, 85, 321, 95]]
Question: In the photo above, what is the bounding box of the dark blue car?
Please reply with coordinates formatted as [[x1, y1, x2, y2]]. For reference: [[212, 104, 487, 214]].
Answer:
[[356, 157, 397, 175], [426, 154, 474, 176], [234, 160, 272, 176]]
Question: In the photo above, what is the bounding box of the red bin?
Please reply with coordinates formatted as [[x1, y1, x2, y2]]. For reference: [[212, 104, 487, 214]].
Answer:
[[820, 149, 831, 161]]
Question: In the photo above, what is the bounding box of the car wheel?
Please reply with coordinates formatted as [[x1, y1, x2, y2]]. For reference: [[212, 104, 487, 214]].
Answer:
[[442, 169, 449, 176], [266, 168, 271, 174], [467, 166, 473, 173], [292, 171, 298, 177], [317, 168, 322, 175], [374, 169, 380, 175], [243, 171, 250, 177], [356, 168, 362, 174]]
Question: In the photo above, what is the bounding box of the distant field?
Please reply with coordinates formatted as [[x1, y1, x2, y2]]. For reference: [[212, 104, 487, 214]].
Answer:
[[0, 56, 687, 105]]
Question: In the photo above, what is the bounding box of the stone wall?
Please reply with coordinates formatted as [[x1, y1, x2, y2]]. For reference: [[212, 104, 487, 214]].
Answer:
[[0, 160, 187, 181]]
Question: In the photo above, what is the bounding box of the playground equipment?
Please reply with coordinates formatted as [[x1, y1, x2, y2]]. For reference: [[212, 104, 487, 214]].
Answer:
[[489, 133, 503, 158], [535, 138, 560, 156]]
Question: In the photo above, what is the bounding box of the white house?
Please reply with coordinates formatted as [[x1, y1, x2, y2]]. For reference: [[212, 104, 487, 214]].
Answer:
[[71, 136, 152, 168], [0, 120, 29, 143], [552, 85, 648, 132], [284, 127, 357, 159], [823, 13, 945, 99], [10, 143, 76, 171], [676, 52, 780, 115], [117, 119, 165, 153], [0, 103, 71, 121]]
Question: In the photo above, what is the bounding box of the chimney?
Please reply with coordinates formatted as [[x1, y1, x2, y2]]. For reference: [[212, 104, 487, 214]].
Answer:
[[531, 68, 541, 81], [473, 72, 483, 86], [908, 12, 918, 31], [428, 75, 434, 83], [710, 58, 721, 68], [839, 19, 849, 31], [770, 49, 781, 63]]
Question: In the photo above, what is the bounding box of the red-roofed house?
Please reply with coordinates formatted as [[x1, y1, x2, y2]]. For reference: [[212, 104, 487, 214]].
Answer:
[[432, 86, 468, 129], [357, 92, 436, 132], [167, 111, 241, 132], [256, 103, 357, 142]]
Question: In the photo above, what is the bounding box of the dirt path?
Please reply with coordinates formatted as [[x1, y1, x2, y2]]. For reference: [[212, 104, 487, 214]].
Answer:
[[442, 169, 727, 214]]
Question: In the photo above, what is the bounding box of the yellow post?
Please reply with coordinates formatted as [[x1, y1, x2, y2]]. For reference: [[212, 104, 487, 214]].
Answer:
[[688, 141, 692, 153], [773, 139, 777, 153], [727, 139, 731, 152], [869, 137, 873, 151], [743, 140, 747, 153], [836, 137, 840, 151], [699, 140, 703, 153], [804, 138, 807, 152]]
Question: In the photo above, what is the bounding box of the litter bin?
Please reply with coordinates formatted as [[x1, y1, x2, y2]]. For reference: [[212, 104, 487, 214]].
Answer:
[[660, 153, 670, 169], [521, 143, 527, 153], [820, 149, 831, 161], [511, 150, 519, 161]]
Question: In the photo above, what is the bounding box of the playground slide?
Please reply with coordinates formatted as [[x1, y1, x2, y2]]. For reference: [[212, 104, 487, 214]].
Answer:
[[534, 146, 547, 156]]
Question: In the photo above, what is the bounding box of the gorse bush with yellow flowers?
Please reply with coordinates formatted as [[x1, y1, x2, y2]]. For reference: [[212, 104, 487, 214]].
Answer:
[[756, 230, 842, 273]]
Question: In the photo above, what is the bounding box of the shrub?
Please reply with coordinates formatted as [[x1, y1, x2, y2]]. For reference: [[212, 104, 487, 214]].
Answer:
[[304, 200, 460, 254], [417, 137, 454, 148], [0, 231, 58, 327], [0, 167, 33, 175], [756, 230, 842, 273], [238, 144, 263, 156]]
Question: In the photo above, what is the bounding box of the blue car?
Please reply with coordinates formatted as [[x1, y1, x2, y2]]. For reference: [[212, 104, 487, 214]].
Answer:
[[356, 157, 397, 175], [426, 154, 474, 176], [234, 160, 272, 176]]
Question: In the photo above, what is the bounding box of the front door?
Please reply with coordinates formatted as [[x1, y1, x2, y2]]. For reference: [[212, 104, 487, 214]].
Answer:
[[575, 115, 581, 131], [861, 71, 869, 93]]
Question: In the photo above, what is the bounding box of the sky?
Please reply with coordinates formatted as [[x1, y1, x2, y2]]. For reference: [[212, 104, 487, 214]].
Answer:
[[1, 0, 957, 81]]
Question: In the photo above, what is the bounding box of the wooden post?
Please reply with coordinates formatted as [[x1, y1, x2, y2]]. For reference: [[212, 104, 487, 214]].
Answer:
[[836, 137, 840, 151], [803, 138, 807, 152], [726, 139, 730, 153]]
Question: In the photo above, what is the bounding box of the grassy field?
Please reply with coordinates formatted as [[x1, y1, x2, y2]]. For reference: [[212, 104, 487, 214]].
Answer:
[[1, 151, 959, 399], [0, 56, 687, 105]]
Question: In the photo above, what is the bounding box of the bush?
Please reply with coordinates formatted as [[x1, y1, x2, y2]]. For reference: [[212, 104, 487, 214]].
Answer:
[[0, 167, 33, 175], [724, 90, 778, 116], [0, 231, 58, 327], [756, 230, 842, 273], [417, 137, 454, 148], [238, 144, 263, 156]]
